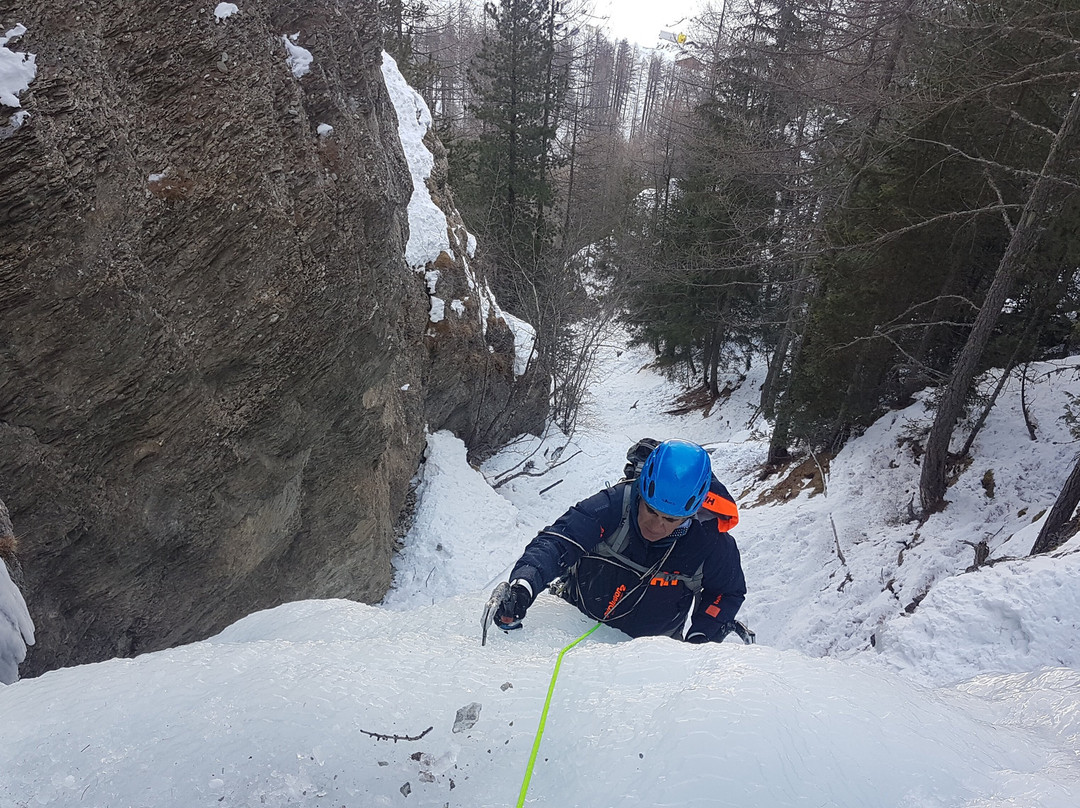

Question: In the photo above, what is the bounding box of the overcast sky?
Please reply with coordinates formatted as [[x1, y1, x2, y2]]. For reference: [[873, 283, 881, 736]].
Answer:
[[592, 0, 703, 46]]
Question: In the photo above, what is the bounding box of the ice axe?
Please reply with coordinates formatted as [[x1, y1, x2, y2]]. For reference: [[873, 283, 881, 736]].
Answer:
[[480, 581, 511, 646]]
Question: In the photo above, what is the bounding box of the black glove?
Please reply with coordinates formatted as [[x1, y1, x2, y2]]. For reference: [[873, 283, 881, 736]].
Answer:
[[713, 620, 756, 644], [493, 584, 533, 631], [686, 621, 755, 645]]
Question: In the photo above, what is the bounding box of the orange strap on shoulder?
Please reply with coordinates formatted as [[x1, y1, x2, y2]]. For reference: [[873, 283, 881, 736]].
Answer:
[[701, 490, 739, 531]]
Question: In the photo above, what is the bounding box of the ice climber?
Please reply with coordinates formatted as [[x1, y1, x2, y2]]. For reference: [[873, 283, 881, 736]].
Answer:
[[493, 439, 749, 643]]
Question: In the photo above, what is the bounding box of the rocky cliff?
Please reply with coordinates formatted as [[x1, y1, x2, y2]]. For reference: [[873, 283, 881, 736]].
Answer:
[[0, 1, 547, 677]]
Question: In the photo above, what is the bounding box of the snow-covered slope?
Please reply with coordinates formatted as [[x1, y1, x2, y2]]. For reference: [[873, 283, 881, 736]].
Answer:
[[472, 344, 1080, 686], [3, 340, 1079, 806], [2, 595, 1078, 807]]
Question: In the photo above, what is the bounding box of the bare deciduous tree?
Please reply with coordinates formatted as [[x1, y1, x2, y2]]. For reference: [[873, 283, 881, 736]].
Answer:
[[920, 82, 1080, 514]]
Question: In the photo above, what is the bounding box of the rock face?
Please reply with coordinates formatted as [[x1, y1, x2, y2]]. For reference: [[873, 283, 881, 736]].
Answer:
[[0, 1, 547, 677], [417, 132, 547, 459]]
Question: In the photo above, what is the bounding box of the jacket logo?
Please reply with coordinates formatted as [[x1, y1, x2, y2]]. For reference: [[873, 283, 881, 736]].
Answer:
[[604, 584, 627, 617], [650, 571, 683, 587]]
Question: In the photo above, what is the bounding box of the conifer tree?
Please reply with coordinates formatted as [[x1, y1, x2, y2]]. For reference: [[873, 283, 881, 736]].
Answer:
[[458, 0, 567, 279]]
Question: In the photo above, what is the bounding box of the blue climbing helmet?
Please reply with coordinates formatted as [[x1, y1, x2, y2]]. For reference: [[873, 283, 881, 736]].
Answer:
[[638, 439, 712, 518]]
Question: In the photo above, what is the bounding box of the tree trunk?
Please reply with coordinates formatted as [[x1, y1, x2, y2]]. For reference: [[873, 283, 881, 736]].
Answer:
[[958, 314, 1042, 459], [842, 0, 914, 204], [919, 83, 1080, 514], [704, 324, 721, 396], [760, 241, 815, 417], [1030, 452, 1080, 555]]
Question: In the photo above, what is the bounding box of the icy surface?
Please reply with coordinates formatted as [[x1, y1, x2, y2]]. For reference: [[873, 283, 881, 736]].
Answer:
[[2, 594, 1078, 806], [0, 498, 34, 686], [381, 432, 522, 610], [0, 560, 34, 685], [3, 340, 1080, 804]]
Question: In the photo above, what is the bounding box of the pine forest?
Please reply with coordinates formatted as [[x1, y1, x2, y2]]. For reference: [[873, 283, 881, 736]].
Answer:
[[380, 0, 1080, 540]]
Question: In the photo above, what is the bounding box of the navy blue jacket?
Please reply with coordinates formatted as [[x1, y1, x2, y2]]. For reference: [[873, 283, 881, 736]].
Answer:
[[510, 482, 746, 640]]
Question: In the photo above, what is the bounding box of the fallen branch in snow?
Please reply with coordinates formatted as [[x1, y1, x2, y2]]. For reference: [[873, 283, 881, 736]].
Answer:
[[486, 436, 553, 485], [491, 449, 582, 490], [830, 515, 854, 591], [830, 516, 847, 565], [1038, 363, 1080, 380], [810, 450, 829, 497], [359, 726, 433, 743]]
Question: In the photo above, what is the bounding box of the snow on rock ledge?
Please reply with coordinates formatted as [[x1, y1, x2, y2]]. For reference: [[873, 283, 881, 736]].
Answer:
[[380, 52, 451, 271], [379, 52, 536, 379], [379, 52, 547, 447], [0, 24, 37, 136]]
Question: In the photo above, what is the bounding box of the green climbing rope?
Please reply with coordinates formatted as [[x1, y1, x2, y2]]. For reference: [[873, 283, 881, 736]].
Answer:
[[515, 622, 601, 807]]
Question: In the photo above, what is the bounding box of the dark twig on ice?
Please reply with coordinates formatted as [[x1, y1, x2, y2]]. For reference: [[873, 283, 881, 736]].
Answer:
[[359, 726, 434, 743], [830, 515, 854, 591], [539, 479, 563, 495]]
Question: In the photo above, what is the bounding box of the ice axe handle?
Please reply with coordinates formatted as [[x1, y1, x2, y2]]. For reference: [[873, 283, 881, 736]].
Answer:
[[481, 581, 512, 646]]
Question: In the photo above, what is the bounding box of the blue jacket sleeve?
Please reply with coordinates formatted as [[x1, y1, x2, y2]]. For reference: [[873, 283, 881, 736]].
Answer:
[[687, 529, 747, 640], [509, 487, 622, 598]]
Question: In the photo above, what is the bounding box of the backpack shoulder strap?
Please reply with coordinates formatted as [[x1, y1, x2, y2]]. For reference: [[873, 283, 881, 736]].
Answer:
[[589, 482, 705, 592], [604, 482, 635, 555]]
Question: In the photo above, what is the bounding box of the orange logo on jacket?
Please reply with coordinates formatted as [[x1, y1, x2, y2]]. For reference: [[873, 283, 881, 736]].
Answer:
[[649, 571, 683, 587], [604, 584, 627, 617], [705, 593, 723, 618]]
